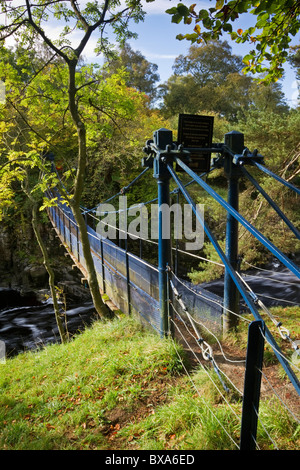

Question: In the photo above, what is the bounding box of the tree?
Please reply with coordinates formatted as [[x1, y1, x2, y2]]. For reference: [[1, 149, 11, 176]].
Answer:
[[289, 45, 300, 79], [106, 42, 160, 104], [22, 168, 69, 344], [161, 41, 284, 120], [173, 39, 243, 86], [160, 39, 289, 120], [0, 0, 153, 319], [166, 1, 300, 83], [0, 83, 68, 343], [159, 74, 200, 117]]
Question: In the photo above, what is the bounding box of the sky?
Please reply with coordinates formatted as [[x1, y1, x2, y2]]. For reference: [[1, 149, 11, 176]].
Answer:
[[126, 0, 300, 108], [72, 0, 299, 107], [3, 0, 300, 106]]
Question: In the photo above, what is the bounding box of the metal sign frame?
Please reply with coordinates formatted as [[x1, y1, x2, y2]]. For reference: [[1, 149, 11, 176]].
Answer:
[[176, 114, 214, 173]]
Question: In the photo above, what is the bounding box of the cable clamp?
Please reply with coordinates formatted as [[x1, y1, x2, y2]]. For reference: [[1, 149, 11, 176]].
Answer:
[[201, 341, 213, 361]]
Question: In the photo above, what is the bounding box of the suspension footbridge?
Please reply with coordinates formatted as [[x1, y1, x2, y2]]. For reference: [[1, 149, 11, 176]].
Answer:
[[47, 114, 300, 449]]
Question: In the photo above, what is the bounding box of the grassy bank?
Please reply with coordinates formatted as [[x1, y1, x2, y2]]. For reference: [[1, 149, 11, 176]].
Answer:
[[0, 314, 299, 450]]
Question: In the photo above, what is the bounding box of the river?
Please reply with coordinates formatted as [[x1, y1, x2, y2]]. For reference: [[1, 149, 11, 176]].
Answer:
[[200, 263, 300, 309], [0, 288, 97, 356]]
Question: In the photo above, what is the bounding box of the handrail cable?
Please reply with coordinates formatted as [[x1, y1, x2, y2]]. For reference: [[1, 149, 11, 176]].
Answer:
[[259, 327, 300, 375], [170, 312, 242, 413], [182, 306, 247, 365], [170, 270, 251, 324], [170, 276, 251, 398], [170, 279, 215, 362], [56, 202, 160, 272], [236, 271, 300, 359], [170, 303, 242, 398], [170, 296, 244, 393], [243, 259, 299, 276], [241, 272, 300, 287], [240, 165, 300, 239], [255, 293, 300, 306]]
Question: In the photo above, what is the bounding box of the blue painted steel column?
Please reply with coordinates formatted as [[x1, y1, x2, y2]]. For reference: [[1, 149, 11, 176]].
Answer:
[[223, 131, 244, 333], [153, 129, 173, 337], [157, 177, 171, 336]]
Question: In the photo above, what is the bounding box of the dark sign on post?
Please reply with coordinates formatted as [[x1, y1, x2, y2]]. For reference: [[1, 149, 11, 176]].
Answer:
[[176, 114, 214, 173]]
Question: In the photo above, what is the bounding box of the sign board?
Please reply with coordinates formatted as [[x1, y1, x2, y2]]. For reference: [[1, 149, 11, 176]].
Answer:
[[176, 114, 214, 173]]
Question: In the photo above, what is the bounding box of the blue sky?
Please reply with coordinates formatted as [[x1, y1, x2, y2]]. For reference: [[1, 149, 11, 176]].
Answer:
[[122, 0, 300, 108], [114, 0, 300, 106], [4, 1, 299, 106]]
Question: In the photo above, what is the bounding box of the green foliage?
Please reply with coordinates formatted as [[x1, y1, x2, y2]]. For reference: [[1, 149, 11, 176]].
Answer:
[[105, 43, 160, 104], [160, 40, 289, 121], [0, 42, 158, 214], [166, 0, 300, 83], [188, 241, 225, 284], [0, 1, 161, 217]]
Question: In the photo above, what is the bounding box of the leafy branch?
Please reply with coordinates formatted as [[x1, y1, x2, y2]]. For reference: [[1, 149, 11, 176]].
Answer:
[[166, 1, 300, 82]]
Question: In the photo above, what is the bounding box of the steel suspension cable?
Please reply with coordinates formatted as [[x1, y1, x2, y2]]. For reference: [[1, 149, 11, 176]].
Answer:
[[240, 165, 300, 239], [174, 157, 300, 279], [81, 167, 150, 213], [254, 162, 300, 196]]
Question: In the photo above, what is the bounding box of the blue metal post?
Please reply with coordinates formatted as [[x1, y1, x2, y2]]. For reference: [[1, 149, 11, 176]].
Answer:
[[223, 131, 244, 333], [153, 129, 173, 337], [157, 178, 170, 336]]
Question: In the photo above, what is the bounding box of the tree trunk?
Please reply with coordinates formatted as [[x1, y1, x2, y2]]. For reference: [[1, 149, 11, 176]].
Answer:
[[70, 202, 110, 319], [31, 203, 68, 344], [67, 60, 110, 319]]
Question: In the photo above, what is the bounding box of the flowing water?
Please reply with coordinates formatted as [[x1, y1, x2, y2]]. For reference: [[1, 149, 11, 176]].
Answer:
[[200, 264, 300, 309], [0, 288, 97, 356]]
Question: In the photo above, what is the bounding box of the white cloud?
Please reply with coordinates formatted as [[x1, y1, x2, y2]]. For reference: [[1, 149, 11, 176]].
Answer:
[[141, 0, 208, 15], [142, 50, 177, 60]]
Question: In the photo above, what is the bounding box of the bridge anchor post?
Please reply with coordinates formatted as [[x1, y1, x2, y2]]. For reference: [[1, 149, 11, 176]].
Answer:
[[223, 131, 244, 334], [153, 128, 173, 338]]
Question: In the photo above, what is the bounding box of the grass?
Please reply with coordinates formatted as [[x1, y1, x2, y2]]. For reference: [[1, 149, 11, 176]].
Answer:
[[0, 312, 299, 450]]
